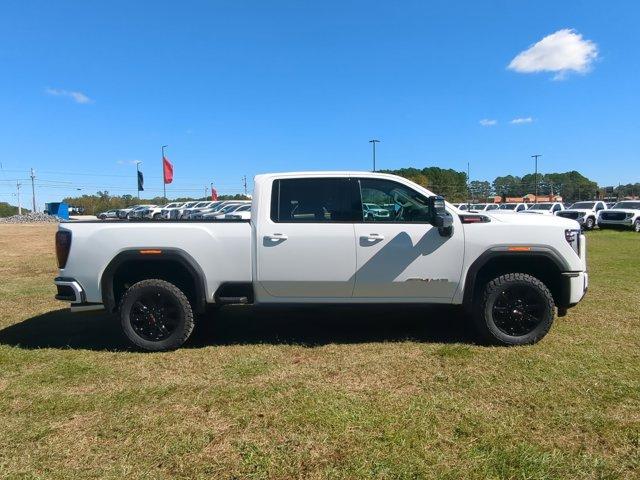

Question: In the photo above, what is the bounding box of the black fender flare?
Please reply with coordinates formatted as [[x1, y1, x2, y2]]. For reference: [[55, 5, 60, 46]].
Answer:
[[461, 246, 570, 312], [100, 248, 207, 313]]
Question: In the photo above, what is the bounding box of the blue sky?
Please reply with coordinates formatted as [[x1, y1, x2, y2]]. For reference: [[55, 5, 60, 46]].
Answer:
[[0, 0, 639, 205]]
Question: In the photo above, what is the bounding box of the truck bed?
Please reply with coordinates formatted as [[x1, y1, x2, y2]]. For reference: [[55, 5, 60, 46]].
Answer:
[[59, 221, 252, 305]]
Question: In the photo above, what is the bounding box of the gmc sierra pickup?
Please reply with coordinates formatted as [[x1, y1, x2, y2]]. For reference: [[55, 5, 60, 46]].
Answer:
[[54, 172, 588, 351]]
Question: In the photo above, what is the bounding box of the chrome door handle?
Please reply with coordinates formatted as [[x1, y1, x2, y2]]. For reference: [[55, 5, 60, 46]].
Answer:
[[266, 233, 288, 241], [362, 233, 384, 241]]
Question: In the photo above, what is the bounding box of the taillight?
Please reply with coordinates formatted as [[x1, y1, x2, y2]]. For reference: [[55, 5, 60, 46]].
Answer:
[[55, 230, 72, 269]]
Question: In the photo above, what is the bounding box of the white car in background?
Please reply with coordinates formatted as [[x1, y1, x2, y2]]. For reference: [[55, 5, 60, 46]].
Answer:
[[158, 202, 184, 219], [202, 203, 248, 219], [491, 203, 530, 214], [597, 200, 640, 232], [468, 203, 499, 212], [224, 204, 252, 219], [127, 205, 157, 220], [182, 201, 220, 219], [189, 201, 246, 219], [97, 209, 119, 220], [169, 201, 200, 219], [362, 202, 390, 220], [520, 202, 564, 216], [555, 201, 607, 230]]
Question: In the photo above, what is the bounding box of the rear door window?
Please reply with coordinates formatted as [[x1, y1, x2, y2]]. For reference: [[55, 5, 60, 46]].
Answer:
[[271, 178, 361, 223]]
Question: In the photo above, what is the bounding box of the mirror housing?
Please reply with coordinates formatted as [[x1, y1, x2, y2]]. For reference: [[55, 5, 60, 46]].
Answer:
[[427, 196, 453, 235]]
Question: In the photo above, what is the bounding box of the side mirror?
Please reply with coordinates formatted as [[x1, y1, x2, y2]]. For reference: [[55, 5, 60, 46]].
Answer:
[[427, 196, 453, 235]]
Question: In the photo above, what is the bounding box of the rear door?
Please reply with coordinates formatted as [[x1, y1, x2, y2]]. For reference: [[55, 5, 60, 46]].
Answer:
[[256, 177, 360, 298]]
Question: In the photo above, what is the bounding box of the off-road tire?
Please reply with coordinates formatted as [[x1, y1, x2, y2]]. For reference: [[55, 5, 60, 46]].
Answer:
[[473, 273, 555, 346], [119, 279, 194, 351]]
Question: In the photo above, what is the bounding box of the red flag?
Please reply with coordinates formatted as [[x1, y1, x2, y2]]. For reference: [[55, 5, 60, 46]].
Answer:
[[163, 156, 173, 184], [211, 186, 218, 201]]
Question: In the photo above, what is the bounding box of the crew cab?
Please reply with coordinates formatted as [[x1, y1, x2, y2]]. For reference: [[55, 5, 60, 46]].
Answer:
[[54, 172, 588, 351], [597, 200, 640, 232], [520, 202, 564, 216], [555, 201, 607, 230]]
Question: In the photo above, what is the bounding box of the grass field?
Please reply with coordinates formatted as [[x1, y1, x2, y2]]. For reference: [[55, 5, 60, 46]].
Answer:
[[0, 224, 638, 479]]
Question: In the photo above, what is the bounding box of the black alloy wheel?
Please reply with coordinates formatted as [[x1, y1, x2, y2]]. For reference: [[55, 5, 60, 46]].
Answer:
[[491, 285, 546, 337], [119, 279, 195, 351]]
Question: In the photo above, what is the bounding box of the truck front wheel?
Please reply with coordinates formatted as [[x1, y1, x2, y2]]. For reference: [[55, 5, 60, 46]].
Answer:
[[474, 273, 555, 346], [119, 279, 195, 351]]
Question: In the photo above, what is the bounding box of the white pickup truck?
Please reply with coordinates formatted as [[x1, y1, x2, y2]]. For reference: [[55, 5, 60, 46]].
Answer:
[[54, 172, 588, 351]]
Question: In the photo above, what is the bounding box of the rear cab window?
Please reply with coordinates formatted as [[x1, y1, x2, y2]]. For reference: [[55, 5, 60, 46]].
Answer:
[[270, 178, 361, 222]]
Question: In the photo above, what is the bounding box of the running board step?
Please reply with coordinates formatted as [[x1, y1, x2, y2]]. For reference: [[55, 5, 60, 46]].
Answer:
[[218, 296, 249, 304]]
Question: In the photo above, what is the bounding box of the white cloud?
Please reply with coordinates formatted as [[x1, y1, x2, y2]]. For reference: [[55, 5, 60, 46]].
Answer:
[[508, 29, 598, 80], [479, 119, 497, 127], [45, 87, 92, 104], [510, 117, 534, 124]]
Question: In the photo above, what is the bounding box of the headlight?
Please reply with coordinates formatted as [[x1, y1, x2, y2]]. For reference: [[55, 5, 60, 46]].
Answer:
[[626, 213, 634, 219], [565, 229, 581, 256]]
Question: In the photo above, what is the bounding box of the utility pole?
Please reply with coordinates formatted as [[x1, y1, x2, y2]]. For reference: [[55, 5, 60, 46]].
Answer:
[[16, 180, 22, 215], [242, 175, 247, 196], [466, 161, 471, 207], [531, 154, 542, 203], [369, 139, 380, 172], [30, 168, 36, 212]]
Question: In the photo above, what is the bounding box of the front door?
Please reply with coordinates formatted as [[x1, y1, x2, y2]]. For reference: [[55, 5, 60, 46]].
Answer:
[[352, 178, 464, 300], [256, 177, 360, 298]]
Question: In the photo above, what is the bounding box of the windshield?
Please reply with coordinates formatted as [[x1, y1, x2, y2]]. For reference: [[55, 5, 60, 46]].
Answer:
[[194, 202, 209, 208], [570, 202, 595, 209], [498, 204, 516, 210], [237, 205, 251, 211], [613, 201, 640, 210], [220, 204, 240, 213], [529, 203, 553, 210], [470, 204, 486, 209]]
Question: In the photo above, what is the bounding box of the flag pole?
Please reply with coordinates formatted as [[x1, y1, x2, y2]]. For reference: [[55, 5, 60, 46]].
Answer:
[[136, 162, 141, 199], [162, 145, 168, 201]]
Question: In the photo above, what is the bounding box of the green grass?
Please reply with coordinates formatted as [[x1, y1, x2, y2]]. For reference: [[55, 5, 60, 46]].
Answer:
[[0, 225, 638, 479]]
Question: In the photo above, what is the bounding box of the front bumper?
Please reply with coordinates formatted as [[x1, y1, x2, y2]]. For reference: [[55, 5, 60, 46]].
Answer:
[[559, 271, 588, 310], [54, 277, 104, 311], [598, 218, 634, 227]]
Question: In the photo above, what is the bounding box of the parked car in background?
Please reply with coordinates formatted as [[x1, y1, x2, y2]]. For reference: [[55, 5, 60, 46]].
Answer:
[[606, 202, 616, 209], [362, 202, 390, 220], [224, 204, 252, 219], [190, 201, 249, 219], [202, 202, 248, 219], [452, 203, 469, 211], [160, 202, 185, 219], [97, 209, 119, 220], [520, 202, 564, 216], [469, 203, 499, 212], [140, 205, 168, 220], [183, 201, 222, 219], [555, 201, 606, 230], [171, 201, 200, 219], [116, 207, 136, 219], [492, 203, 529, 213], [127, 205, 157, 220], [597, 201, 640, 232]]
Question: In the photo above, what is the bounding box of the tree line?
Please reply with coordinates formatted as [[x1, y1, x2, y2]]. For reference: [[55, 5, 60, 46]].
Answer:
[[381, 167, 632, 203]]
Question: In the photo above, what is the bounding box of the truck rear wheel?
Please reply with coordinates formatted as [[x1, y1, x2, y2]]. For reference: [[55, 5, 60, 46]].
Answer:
[[119, 279, 194, 351], [474, 273, 555, 346]]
